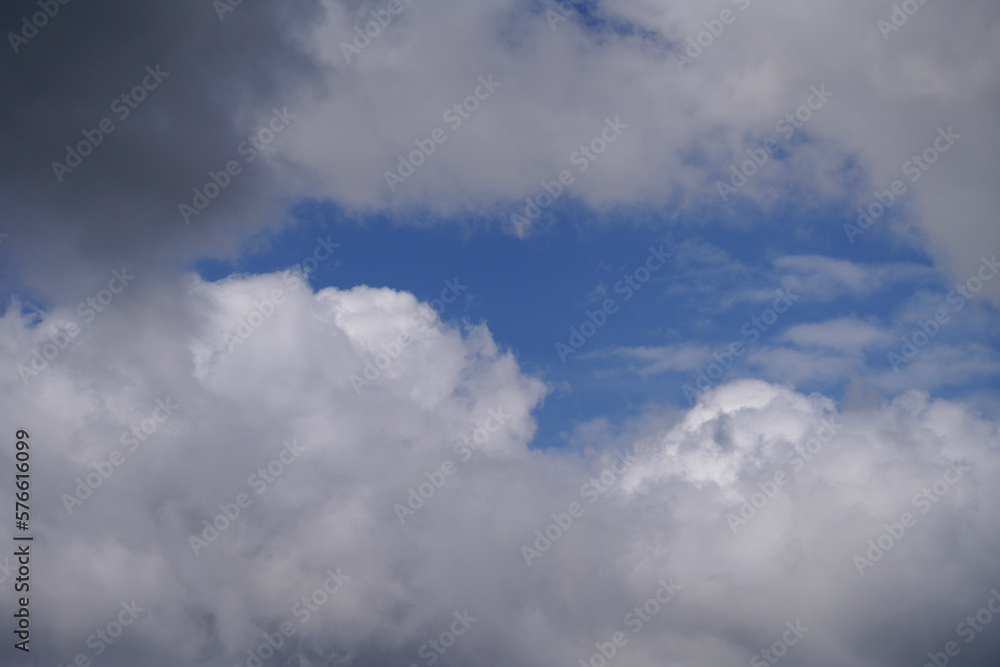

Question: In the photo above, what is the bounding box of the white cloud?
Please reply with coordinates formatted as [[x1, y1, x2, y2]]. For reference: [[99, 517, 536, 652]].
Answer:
[[781, 317, 891, 350], [771, 255, 933, 301], [744, 345, 858, 385], [270, 0, 1000, 305], [2, 273, 999, 666], [603, 344, 711, 374]]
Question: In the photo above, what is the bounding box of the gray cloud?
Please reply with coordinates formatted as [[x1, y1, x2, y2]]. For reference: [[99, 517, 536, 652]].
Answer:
[[0, 0, 325, 299]]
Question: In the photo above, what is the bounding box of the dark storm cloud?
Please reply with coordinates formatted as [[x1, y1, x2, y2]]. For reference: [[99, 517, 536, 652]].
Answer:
[[0, 0, 325, 298]]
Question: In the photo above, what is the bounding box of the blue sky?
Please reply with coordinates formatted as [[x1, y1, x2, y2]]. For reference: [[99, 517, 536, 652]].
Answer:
[[193, 197, 999, 452]]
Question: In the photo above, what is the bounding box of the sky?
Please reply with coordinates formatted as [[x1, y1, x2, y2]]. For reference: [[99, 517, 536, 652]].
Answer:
[[0, 0, 999, 666]]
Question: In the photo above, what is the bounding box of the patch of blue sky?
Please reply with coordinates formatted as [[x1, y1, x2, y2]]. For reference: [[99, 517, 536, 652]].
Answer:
[[192, 195, 998, 448]]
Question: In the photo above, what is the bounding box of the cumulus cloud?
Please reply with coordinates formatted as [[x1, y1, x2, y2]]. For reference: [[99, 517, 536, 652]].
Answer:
[[2, 274, 998, 666], [2, 1, 999, 664]]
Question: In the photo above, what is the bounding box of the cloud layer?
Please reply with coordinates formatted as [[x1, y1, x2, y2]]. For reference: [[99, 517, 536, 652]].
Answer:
[[2, 273, 998, 666], [2, 0, 998, 305], [2, 1, 999, 664]]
